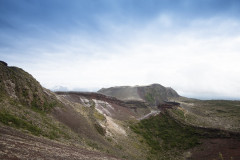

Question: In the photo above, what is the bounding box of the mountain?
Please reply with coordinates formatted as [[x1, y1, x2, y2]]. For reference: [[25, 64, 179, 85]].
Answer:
[[0, 61, 150, 160], [51, 85, 69, 91], [1, 61, 240, 160], [98, 83, 179, 106]]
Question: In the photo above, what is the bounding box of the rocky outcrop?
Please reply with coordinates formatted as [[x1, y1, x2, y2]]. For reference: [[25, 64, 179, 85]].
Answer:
[[0, 62, 59, 111]]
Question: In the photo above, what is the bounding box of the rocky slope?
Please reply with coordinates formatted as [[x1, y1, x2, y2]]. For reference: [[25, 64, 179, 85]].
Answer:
[[55, 91, 150, 120], [1, 61, 240, 160], [0, 61, 59, 111], [98, 84, 179, 106], [0, 61, 150, 160]]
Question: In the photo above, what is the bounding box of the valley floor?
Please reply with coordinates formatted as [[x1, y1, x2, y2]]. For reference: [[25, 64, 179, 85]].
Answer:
[[0, 125, 120, 160]]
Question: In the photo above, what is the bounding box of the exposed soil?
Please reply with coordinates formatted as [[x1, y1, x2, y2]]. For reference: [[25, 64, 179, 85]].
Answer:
[[52, 104, 107, 144], [55, 92, 149, 120], [138, 110, 160, 120], [56, 92, 148, 109], [0, 125, 121, 160], [190, 138, 240, 160], [93, 99, 136, 120]]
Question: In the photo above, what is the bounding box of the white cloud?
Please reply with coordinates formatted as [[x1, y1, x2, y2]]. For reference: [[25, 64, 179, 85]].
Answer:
[[156, 14, 173, 27], [3, 15, 240, 100]]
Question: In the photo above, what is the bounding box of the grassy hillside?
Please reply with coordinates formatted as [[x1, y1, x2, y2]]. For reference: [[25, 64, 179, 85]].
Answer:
[[0, 62, 150, 160], [0, 62, 71, 140], [0, 62, 60, 111], [130, 113, 201, 160], [1, 61, 240, 160], [169, 97, 240, 132]]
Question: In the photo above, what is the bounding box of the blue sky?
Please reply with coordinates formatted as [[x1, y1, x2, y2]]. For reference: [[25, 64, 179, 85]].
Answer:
[[1, 0, 240, 99]]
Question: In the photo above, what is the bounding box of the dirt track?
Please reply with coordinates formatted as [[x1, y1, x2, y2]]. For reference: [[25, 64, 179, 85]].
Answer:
[[0, 125, 121, 160]]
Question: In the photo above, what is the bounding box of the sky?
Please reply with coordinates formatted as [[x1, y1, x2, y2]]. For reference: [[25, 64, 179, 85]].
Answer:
[[1, 0, 240, 100]]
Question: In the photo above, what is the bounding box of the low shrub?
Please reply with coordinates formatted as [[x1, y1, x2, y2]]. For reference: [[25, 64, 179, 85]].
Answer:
[[130, 113, 200, 153]]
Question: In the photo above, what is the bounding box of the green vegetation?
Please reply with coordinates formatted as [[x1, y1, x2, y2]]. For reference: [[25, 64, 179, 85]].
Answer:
[[94, 122, 106, 136], [0, 109, 70, 140], [0, 83, 7, 102], [93, 109, 106, 121], [0, 111, 43, 136], [172, 108, 185, 119], [87, 140, 101, 150], [178, 99, 240, 131], [145, 92, 154, 104], [22, 89, 29, 97], [115, 144, 123, 150], [130, 113, 200, 155], [87, 104, 106, 136], [31, 98, 58, 113], [106, 137, 113, 142], [43, 118, 71, 139], [207, 100, 240, 115]]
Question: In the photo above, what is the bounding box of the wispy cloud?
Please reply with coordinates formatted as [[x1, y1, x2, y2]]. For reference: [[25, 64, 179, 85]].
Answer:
[[1, 0, 240, 99]]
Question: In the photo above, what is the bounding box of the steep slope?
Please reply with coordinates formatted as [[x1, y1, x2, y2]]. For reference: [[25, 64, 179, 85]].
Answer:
[[1, 61, 240, 160], [0, 61, 58, 111], [55, 92, 151, 120], [53, 91, 151, 159], [0, 125, 119, 160], [98, 83, 179, 106], [0, 61, 150, 160], [0, 61, 70, 140]]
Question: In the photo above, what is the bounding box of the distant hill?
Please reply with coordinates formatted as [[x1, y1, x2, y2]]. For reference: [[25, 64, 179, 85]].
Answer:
[[1, 61, 240, 160], [98, 83, 179, 106]]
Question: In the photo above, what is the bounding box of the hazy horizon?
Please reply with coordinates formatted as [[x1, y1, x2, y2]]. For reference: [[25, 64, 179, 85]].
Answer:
[[1, 0, 240, 100], [49, 83, 240, 101]]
